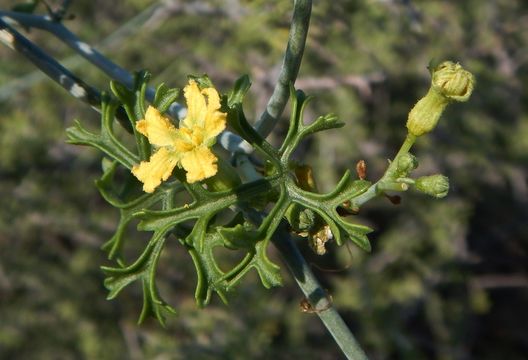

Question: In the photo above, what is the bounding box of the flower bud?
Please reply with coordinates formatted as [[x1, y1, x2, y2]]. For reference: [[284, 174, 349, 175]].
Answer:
[[406, 61, 475, 136], [415, 174, 449, 198], [432, 61, 475, 102], [396, 153, 418, 177], [285, 205, 316, 234]]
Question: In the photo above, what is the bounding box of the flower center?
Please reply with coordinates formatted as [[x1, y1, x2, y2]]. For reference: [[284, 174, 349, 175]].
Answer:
[[173, 125, 205, 152]]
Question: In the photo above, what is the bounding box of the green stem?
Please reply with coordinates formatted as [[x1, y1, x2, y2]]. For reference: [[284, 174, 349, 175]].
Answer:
[[236, 161, 368, 358], [254, 0, 312, 137], [352, 133, 417, 207], [383, 133, 416, 179], [377, 181, 409, 192], [272, 234, 369, 360]]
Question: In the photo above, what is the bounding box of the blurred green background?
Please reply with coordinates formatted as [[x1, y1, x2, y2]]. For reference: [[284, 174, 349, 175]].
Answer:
[[1, 0, 527, 359]]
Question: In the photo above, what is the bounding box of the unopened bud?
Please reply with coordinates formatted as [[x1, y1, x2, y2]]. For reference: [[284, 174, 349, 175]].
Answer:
[[407, 61, 475, 136], [432, 61, 475, 101], [415, 174, 449, 198], [396, 153, 418, 176], [285, 205, 316, 234]]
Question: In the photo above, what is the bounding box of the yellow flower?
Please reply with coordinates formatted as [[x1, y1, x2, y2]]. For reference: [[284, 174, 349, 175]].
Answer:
[[131, 80, 226, 192]]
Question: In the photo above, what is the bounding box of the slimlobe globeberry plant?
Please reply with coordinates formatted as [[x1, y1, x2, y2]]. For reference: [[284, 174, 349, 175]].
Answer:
[[66, 62, 474, 359], [0, 2, 474, 359]]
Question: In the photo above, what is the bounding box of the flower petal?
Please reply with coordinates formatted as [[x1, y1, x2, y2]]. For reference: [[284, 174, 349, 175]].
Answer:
[[180, 146, 218, 183], [136, 106, 178, 147], [182, 80, 206, 129], [131, 147, 179, 193], [201, 87, 226, 141], [202, 87, 221, 113], [204, 111, 226, 142]]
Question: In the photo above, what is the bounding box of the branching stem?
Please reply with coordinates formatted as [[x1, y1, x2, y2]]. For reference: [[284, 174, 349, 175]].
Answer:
[[225, 0, 312, 154], [2, 2, 372, 358], [255, 0, 312, 137], [272, 233, 368, 360], [353, 133, 417, 208]]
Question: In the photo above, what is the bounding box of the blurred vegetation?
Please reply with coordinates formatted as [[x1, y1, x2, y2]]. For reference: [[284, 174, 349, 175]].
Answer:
[[1, 0, 527, 359]]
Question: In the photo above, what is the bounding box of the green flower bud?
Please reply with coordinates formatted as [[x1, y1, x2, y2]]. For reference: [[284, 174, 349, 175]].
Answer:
[[396, 153, 418, 177], [406, 61, 475, 136], [285, 205, 316, 234], [415, 174, 449, 198], [299, 208, 316, 231], [432, 61, 475, 101]]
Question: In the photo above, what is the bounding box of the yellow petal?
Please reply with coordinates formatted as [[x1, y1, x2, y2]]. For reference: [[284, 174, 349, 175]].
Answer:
[[180, 146, 218, 183], [183, 80, 206, 129], [202, 87, 221, 113], [201, 87, 226, 141], [204, 111, 226, 141], [137, 106, 178, 147], [131, 147, 179, 193]]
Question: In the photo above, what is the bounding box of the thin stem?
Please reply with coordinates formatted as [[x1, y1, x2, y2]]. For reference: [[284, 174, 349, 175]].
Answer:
[[352, 133, 417, 207], [239, 173, 368, 359], [0, 8, 249, 151], [1, 11, 131, 85], [4, 4, 366, 358], [0, 3, 160, 101], [1, 0, 312, 154], [0, 17, 131, 131], [0, 9, 186, 117], [255, 0, 312, 137], [382, 133, 416, 179], [272, 234, 368, 360], [0, 17, 98, 105], [221, 0, 312, 153]]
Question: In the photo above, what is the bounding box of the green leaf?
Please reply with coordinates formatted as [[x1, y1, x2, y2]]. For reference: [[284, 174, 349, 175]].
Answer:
[[227, 75, 252, 107], [345, 179, 372, 199], [226, 104, 280, 163], [332, 217, 373, 252], [285, 205, 316, 233], [301, 113, 344, 137], [110, 81, 134, 106], [102, 231, 176, 325], [252, 240, 282, 288], [139, 277, 177, 326], [95, 159, 176, 261], [110, 71, 152, 160], [153, 83, 180, 113], [279, 84, 343, 163], [186, 232, 230, 307], [133, 71, 150, 120], [279, 85, 307, 156], [184, 214, 216, 251], [66, 96, 139, 169], [70, 75, 385, 327], [188, 74, 213, 89], [218, 223, 261, 250]]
